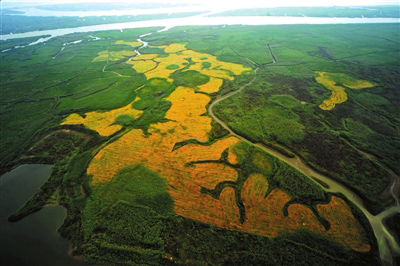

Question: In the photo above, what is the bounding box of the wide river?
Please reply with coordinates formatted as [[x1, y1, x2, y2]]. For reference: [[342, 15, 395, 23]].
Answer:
[[1, 14, 399, 42]]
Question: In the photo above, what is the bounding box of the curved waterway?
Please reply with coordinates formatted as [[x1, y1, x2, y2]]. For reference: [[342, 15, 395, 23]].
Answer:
[[0, 164, 84, 265], [1, 14, 399, 43], [208, 65, 400, 265]]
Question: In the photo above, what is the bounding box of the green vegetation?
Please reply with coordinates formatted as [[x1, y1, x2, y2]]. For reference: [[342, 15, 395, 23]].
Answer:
[[166, 64, 180, 70], [202, 61, 212, 69], [115, 114, 135, 126], [2, 23, 398, 265], [216, 101, 306, 144], [385, 213, 400, 244], [0, 35, 51, 50], [0, 12, 204, 34], [170, 69, 210, 88], [162, 219, 380, 266], [131, 78, 175, 131], [0, 28, 156, 168], [93, 165, 174, 215], [81, 164, 173, 264]]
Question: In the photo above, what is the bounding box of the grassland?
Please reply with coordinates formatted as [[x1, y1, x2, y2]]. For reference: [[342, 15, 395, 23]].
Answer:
[[1, 23, 398, 265], [0, 12, 204, 34]]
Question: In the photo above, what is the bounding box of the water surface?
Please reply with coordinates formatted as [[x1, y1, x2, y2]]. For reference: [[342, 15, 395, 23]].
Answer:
[[1, 15, 399, 42], [0, 164, 84, 266]]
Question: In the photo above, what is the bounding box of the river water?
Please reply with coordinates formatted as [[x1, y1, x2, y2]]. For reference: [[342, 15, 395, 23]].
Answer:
[[1, 15, 399, 42], [0, 164, 84, 265]]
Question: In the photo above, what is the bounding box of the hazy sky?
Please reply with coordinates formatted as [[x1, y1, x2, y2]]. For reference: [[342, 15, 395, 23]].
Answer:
[[2, 0, 399, 5], [1, 0, 398, 14]]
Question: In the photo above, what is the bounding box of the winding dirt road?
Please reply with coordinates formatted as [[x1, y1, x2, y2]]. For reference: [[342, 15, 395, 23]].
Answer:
[[207, 45, 400, 265]]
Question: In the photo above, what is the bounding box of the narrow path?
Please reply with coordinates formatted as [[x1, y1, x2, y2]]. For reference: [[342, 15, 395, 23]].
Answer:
[[207, 44, 400, 265], [102, 51, 131, 78]]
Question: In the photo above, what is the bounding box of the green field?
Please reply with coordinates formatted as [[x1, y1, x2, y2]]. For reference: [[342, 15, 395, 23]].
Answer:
[[0, 12, 204, 34], [1, 23, 399, 265]]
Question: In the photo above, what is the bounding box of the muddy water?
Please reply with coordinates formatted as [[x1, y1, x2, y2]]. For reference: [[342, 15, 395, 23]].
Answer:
[[0, 164, 84, 265]]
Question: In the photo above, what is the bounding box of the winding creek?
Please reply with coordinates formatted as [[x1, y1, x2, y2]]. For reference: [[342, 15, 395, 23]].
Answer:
[[1, 17, 399, 264]]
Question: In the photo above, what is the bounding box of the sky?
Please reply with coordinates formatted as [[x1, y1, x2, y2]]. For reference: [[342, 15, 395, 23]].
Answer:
[[2, 0, 399, 6], [1, 0, 398, 15]]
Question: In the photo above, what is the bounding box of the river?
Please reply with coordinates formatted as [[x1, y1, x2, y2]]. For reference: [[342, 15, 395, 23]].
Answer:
[[0, 164, 84, 265], [1, 14, 399, 43]]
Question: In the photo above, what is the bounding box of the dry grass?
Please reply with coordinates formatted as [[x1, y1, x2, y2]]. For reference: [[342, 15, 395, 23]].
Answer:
[[228, 148, 239, 164], [61, 104, 143, 136], [240, 174, 322, 237], [252, 152, 272, 173], [238, 174, 370, 251], [318, 196, 371, 252], [126, 60, 157, 73], [316, 72, 374, 110], [182, 50, 251, 80], [164, 43, 186, 53], [317, 72, 348, 110], [131, 54, 159, 60], [145, 53, 187, 81], [197, 77, 223, 93]]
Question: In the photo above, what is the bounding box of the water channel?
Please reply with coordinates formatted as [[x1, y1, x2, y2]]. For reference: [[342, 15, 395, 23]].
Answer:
[[1, 14, 399, 43]]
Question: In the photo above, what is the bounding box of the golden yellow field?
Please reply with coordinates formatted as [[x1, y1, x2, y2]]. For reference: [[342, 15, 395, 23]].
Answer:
[[164, 43, 186, 53], [62, 43, 371, 252], [240, 172, 370, 252], [197, 77, 224, 93], [318, 196, 371, 252], [145, 53, 188, 81], [316, 72, 374, 110], [61, 102, 143, 136], [126, 60, 157, 73]]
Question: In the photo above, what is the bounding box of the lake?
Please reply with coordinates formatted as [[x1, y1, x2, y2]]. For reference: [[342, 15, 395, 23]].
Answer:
[[0, 164, 84, 266]]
